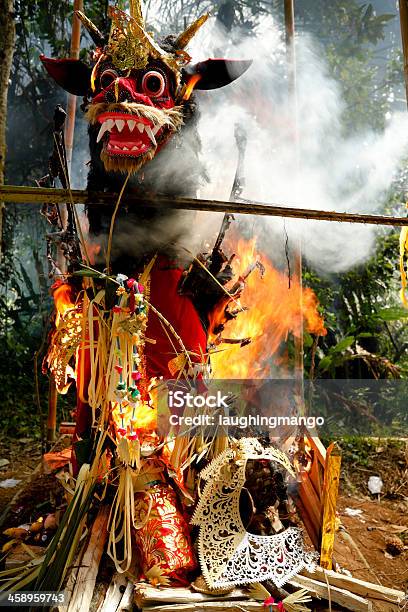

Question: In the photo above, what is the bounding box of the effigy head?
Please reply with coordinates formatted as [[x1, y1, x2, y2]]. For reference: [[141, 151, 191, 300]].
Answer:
[[40, 1, 251, 175]]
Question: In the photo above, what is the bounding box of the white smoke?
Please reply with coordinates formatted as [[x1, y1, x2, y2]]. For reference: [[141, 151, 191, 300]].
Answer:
[[186, 16, 408, 273]]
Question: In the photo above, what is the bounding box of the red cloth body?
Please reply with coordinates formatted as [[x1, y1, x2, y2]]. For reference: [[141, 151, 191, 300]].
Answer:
[[74, 255, 207, 440]]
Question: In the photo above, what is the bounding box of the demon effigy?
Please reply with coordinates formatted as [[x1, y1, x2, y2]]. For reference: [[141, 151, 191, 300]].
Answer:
[[28, 0, 317, 595]]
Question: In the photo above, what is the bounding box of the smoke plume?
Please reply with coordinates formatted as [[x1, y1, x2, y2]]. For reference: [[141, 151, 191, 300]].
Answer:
[[186, 16, 408, 273]]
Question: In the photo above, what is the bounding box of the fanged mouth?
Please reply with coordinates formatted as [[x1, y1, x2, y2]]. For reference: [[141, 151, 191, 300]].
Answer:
[[96, 112, 162, 157]]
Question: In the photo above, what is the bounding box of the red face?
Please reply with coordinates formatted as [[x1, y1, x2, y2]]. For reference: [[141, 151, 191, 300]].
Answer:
[[87, 60, 183, 173], [40, 50, 252, 175]]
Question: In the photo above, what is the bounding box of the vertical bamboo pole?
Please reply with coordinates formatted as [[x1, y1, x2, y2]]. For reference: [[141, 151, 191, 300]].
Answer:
[[399, 0, 408, 108], [47, 379, 58, 444], [284, 0, 303, 392], [65, 0, 83, 174], [284, 0, 295, 73], [283, 1, 303, 382], [47, 2, 83, 446]]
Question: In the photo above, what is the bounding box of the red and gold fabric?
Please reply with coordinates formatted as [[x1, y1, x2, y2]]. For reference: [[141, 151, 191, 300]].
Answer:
[[133, 481, 197, 584]]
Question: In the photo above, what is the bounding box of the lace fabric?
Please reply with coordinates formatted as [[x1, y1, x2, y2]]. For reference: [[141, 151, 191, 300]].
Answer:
[[191, 438, 316, 588]]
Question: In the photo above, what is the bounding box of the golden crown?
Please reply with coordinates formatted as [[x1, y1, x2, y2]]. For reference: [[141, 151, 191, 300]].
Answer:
[[77, 1, 209, 77]]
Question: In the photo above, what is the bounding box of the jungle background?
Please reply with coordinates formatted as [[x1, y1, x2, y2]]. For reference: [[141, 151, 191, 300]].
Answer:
[[1, 0, 407, 437], [0, 0, 407, 591]]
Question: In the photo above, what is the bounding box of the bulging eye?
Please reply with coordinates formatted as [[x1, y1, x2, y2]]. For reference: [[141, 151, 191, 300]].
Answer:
[[100, 68, 119, 89], [142, 71, 166, 97]]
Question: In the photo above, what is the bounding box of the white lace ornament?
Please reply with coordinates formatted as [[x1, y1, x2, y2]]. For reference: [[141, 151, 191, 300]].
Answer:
[[191, 438, 316, 588]]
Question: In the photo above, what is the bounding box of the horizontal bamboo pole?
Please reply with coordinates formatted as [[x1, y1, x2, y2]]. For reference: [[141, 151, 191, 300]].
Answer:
[[2, 184, 408, 226]]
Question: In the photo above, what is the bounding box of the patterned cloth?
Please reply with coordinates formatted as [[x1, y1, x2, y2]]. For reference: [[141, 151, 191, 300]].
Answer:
[[134, 482, 197, 584]]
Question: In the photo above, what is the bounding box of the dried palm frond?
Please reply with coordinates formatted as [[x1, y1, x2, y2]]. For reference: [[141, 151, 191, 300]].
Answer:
[[246, 582, 271, 601], [145, 564, 171, 586], [282, 588, 312, 611], [0, 434, 107, 595]]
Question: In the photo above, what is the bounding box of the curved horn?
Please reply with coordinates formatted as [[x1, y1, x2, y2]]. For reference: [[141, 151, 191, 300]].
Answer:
[[75, 10, 106, 47], [129, 0, 145, 28], [174, 13, 209, 50]]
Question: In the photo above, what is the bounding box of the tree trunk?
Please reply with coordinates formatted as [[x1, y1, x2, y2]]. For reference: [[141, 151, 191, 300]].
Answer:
[[0, 0, 15, 257]]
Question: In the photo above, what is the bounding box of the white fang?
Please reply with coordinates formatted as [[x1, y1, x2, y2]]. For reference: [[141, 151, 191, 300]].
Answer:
[[96, 120, 112, 143], [145, 125, 157, 147]]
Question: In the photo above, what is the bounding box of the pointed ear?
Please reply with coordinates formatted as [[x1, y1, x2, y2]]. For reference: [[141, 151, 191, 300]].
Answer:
[[40, 55, 92, 96], [183, 59, 252, 90]]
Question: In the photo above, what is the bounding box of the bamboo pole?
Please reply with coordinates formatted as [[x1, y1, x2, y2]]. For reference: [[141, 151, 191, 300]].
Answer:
[[47, 2, 83, 446], [2, 185, 408, 226], [289, 575, 372, 612], [284, 0, 296, 76], [399, 0, 408, 107], [65, 0, 83, 173], [283, 0, 304, 387], [47, 378, 58, 443]]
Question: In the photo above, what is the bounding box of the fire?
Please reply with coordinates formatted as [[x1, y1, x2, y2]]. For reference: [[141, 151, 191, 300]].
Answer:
[[53, 282, 76, 324], [111, 398, 157, 435], [111, 378, 159, 437], [210, 237, 326, 379], [48, 281, 83, 393], [183, 74, 202, 101]]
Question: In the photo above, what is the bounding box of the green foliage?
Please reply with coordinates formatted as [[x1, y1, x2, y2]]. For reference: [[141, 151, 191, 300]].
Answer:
[[0, 1, 108, 436], [1, 0, 407, 439], [304, 230, 408, 379], [321, 435, 408, 498]]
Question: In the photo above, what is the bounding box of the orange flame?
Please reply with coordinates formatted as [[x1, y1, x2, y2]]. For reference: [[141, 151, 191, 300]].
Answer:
[[111, 399, 157, 434], [183, 74, 202, 101], [53, 282, 76, 324], [210, 237, 326, 379], [111, 379, 158, 436], [47, 282, 82, 394]]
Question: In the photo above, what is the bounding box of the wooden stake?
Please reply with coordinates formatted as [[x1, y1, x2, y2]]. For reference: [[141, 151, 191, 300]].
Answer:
[[320, 442, 341, 569], [134, 586, 250, 609], [141, 603, 267, 612]]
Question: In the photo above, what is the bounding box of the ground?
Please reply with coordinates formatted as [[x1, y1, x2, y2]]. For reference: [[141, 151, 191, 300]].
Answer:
[[0, 435, 407, 598], [335, 437, 408, 591], [0, 437, 42, 521], [335, 496, 408, 591]]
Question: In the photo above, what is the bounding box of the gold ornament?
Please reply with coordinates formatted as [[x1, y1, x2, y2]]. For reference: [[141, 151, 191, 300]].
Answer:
[[107, 6, 180, 74], [76, 2, 210, 90], [129, 0, 144, 27]]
